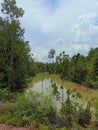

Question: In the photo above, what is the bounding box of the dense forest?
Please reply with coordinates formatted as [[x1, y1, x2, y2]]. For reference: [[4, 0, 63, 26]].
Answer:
[[0, 0, 98, 130]]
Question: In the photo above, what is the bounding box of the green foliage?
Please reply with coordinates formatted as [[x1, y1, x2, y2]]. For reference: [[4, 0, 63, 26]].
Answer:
[[69, 53, 87, 84], [55, 51, 70, 79], [48, 49, 56, 74], [0, 89, 9, 101], [63, 89, 79, 127], [29, 61, 39, 77], [51, 82, 60, 100], [94, 99, 98, 129], [48, 49, 56, 63], [85, 48, 98, 89], [56, 127, 67, 130], [1, 0, 24, 19], [0, 89, 97, 129], [61, 89, 92, 128], [49, 48, 98, 89], [38, 125, 49, 130], [0, 92, 56, 127], [72, 122, 83, 130], [0, 0, 31, 91], [60, 127, 67, 130]]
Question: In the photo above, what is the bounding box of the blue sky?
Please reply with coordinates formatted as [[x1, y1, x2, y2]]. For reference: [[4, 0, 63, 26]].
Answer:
[[0, 0, 98, 62]]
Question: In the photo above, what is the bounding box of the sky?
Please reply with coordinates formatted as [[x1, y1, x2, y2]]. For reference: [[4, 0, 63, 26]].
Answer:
[[0, 0, 98, 62]]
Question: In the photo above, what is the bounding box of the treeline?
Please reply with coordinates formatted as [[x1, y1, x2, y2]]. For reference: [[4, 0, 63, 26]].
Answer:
[[0, 0, 33, 92], [36, 48, 98, 89]]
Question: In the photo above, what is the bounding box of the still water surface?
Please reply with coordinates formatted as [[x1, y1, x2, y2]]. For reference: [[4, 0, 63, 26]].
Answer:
[[29, 79, 66, 97], [28, 79, 67, 110]]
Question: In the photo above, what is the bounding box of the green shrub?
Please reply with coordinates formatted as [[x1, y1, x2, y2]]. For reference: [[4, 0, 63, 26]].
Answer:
[[38, 125, 49, 130], [0, 92, 56, 127], [0, 88, 19, 102], [0, 89, 9, 101], [0, 89, 94, 129]]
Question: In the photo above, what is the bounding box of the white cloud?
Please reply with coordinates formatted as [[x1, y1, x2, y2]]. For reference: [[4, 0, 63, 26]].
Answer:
[[69, 43, 90, 55], [94, 1, 98, 7], [72, 12, 98, 48], [31, 46, 49, 62]]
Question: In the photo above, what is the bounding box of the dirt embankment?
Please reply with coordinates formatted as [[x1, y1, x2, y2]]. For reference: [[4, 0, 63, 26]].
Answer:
[[0, 124, 35, 130]]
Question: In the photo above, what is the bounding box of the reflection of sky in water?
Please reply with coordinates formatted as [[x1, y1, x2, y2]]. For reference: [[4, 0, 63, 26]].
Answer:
[[31, 79, 52, 95], [29, 79, 67, 99], [28, 79, 67, 110]]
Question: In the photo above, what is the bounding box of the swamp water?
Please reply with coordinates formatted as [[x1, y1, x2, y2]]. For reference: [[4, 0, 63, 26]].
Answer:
[[27, 79, 67, 110], [26, 78, 95, 112]]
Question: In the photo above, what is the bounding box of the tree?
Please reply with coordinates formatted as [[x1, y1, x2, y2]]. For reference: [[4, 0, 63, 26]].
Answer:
[[69, 53, 87, 84], [48, 49, 56, 63], [51, 82, 60, 101], [0, 0, 31, 91], [86, 48, 98, 88], [55, 51, 70, 79], [48, 49, 56, 73]]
